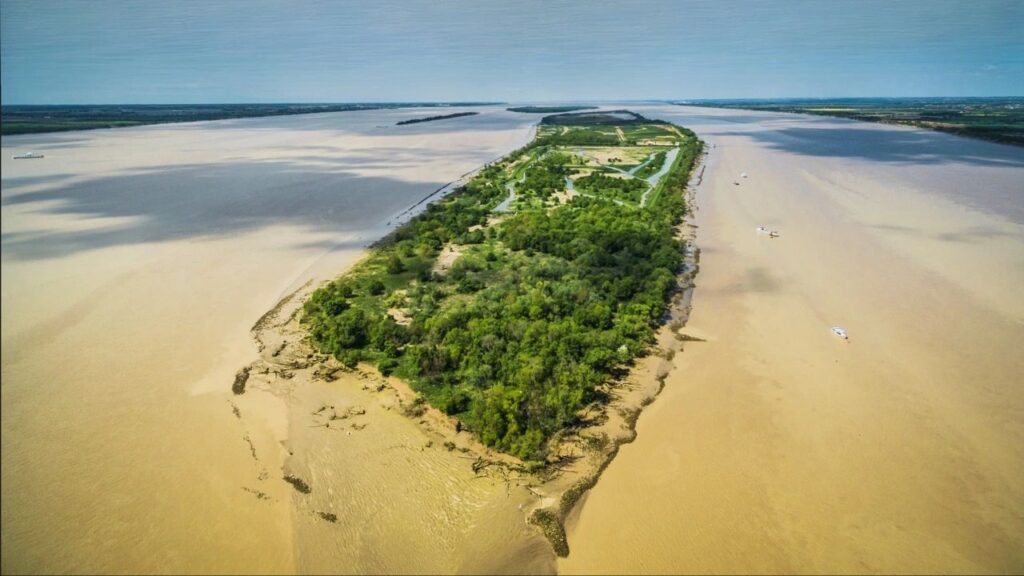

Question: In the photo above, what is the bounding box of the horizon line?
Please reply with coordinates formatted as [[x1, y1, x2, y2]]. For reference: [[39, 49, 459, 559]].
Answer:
[[4, 96, 1024, 107]]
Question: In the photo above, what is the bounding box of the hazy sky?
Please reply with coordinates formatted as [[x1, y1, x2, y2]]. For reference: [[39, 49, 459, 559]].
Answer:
[[2, 0, 1022, 104]]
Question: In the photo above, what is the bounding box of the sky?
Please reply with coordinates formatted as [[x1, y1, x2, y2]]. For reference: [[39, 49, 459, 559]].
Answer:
[[1, 0, 1022, 104]]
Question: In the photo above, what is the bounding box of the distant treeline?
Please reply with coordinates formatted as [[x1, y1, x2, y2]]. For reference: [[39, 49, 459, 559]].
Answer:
[[541, 109, 652, 126], [0, 103, 498, 135], [682, 97, 1024, 147], [508, 106, 598, 114], [395, 111, 479, 125]]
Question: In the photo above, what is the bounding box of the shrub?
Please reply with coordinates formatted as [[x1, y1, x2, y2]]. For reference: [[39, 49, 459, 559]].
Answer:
[[378, 357, 399, 377], [387, 254, 405, 274]]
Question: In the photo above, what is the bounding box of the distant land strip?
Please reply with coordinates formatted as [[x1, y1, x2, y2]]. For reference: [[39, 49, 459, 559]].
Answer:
[[508, 106, 598, 114], [0, 103, 499, 135], [681, 97, 1024, 146], [395, 111, 479, 125]]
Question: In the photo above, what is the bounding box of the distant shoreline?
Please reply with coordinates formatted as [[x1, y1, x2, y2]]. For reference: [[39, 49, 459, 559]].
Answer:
[[679, 98, 1024, 147], [0, 102, 499, 135], [508, 106, 598, 114]]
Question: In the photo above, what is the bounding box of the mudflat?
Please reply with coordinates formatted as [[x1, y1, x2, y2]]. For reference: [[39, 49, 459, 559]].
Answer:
[[560, 106, 1024, 573], [0, 107, 538, 574]]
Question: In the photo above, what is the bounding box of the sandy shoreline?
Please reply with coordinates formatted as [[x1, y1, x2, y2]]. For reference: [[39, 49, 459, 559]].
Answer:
[[228, 274, 557, 574]]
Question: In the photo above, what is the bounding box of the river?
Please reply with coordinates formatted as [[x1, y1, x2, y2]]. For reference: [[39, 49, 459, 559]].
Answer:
[[0, 106, 537, 574], [5, 103, 1022, 574], [560, 105, 1024, 573]]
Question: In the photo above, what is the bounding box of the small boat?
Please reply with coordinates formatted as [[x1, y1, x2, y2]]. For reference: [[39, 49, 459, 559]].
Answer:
[[768, 230, 780, 238], [831, 326, 849, 340], [741, 172, 748, 178], [12, 151, 44, 159], [756, 226, 770, 234]]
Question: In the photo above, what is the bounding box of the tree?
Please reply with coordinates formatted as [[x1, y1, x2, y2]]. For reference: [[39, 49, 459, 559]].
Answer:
[[368, 279, 386, 295], [387, 254, 405, 274], [330, 308, 369, 350]]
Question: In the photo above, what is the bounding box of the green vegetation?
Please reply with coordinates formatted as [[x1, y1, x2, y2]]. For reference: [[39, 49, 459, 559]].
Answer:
[[539, 128, 621, 146], [530, 509, 569, 556], [302, 111, 702, 460], [508, 106, 598, 114], [684, 97, 1024, 146], [0, 103, 497, 135], [634, 151, 667, 179], [541, 109, 646, 126], [574, 172, 647, 203], [396, 111, 479, 125]]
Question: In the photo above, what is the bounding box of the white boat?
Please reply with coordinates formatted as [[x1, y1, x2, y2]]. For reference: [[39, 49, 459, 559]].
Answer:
[[756, 226, 770, 234], [831, 326, 849, 340], [13, 151, 44, 159], [741, 172, 748, 178]]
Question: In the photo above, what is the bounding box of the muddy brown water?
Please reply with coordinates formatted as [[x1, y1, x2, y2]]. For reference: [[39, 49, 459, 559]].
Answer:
[[560, 105, 1024, 574], [5, 103, 1022, 574], [0, 107, 539, 574]]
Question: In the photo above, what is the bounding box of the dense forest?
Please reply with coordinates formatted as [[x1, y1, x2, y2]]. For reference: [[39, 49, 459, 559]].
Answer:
[[574, 172, 648, 203], [508, 106, 597, 114], [302, 116, 703, 461], [538, 128, 621, 146], [541, 109, 648, 125]]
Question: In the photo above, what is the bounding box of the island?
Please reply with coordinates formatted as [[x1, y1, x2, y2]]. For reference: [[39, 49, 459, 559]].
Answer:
[[395, 111, 479, 125], [508, 105, 599, 114], [297, 110, 704, 554]]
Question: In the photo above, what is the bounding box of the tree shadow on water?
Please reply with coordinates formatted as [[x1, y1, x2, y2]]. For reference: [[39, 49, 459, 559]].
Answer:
[[1, 160, 446, 261], [740, 126, 1024, 168]]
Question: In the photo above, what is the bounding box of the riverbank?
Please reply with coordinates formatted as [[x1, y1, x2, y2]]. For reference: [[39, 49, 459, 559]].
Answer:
[[229, 279, 557, 574], [520, 152, 705, 556]]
